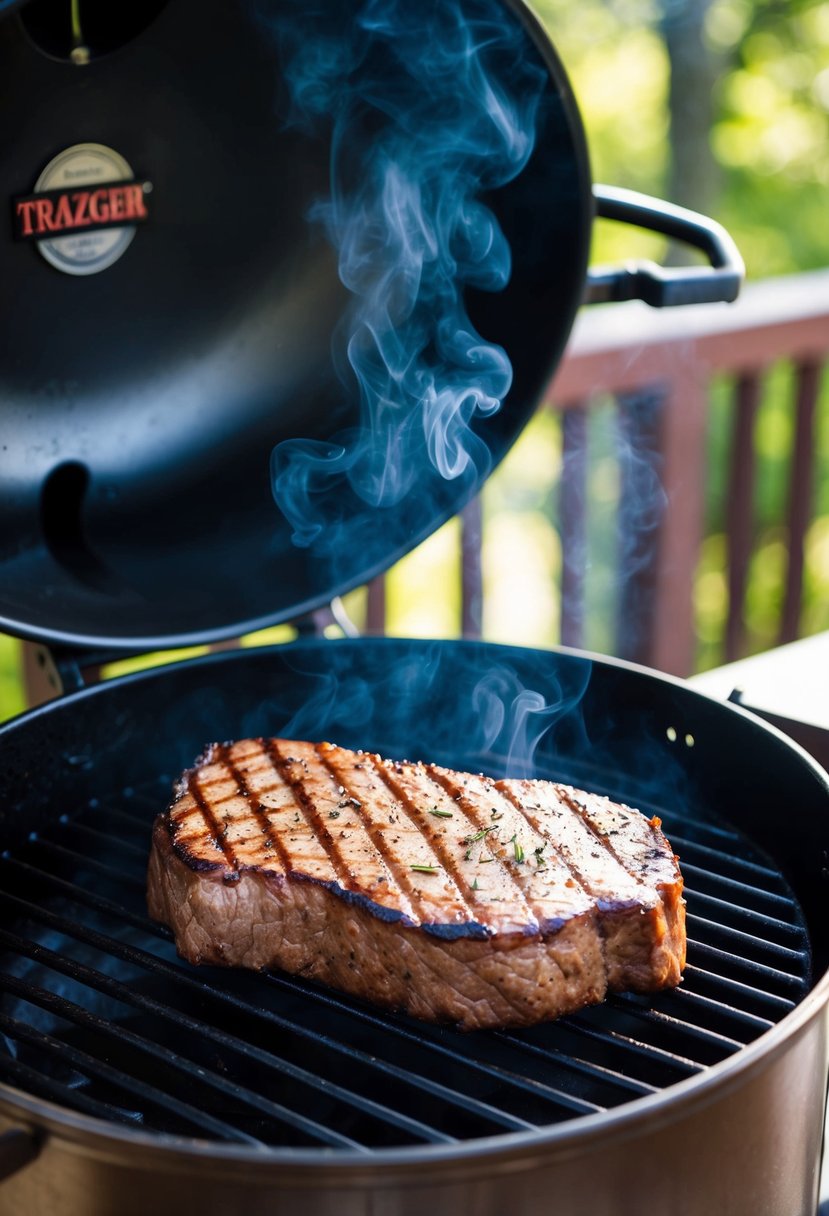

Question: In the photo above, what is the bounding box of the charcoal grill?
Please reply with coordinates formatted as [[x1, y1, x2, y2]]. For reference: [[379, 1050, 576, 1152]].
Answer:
[[2, 0, 827, 1213], [0, 640, 827, 1215]]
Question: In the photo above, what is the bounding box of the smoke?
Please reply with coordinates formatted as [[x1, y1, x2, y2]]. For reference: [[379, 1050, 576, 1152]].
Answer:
[[264, 641, 593, 781], [260, 0, 546, 554], [232, 636, 691, 817], [614, 389, 669, 657], [557, 393, 668, 659], [471, 665, 592, 778]]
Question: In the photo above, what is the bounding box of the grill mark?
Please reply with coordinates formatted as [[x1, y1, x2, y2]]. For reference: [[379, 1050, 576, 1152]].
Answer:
[[218, 743, 296, 879], [313, 746, 419, 923], [555, 786, 663, 896], [265, 739, 357, 892], [426, 768, 537, 926], [184, 762, 240, 878], [370, 759, 483, 926], [176, 786, 262, 814], [495, 783, 593, 904], [495, 782, 624, 988]]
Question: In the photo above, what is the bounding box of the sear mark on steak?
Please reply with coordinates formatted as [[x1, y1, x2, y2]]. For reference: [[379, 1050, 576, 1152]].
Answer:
[[146, 738, 686, 1030]]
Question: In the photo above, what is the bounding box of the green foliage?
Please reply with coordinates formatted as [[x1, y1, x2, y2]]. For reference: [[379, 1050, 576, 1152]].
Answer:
[[532, 0, 829, 275], [0, 635, 23, 723]]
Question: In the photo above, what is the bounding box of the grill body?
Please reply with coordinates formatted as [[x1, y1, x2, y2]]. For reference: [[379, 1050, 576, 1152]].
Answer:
[[0, 638, 827, 1215], [1, 1031, 827, 1216]]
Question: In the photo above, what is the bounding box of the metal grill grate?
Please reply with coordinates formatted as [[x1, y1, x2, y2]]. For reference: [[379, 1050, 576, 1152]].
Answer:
[[0, 775, 812, 1151]]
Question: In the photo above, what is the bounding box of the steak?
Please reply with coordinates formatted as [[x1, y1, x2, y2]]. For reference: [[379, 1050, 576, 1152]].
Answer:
[[147, 738, 686, 1030]]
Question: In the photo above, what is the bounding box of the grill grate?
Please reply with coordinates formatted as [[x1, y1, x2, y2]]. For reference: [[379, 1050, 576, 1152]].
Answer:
[[0, 775, 811, 1151]]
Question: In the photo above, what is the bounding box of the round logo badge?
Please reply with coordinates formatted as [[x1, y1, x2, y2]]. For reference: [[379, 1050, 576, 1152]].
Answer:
[[30, 143, 149, 276]]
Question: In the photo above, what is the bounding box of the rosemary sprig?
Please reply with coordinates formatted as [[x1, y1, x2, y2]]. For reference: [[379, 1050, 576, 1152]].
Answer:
[[429, 808, 454, 819], [463, 825, 498, 845], [410, 864, 439, 874]]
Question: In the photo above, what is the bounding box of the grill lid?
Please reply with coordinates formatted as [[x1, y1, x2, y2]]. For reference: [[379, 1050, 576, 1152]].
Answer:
[[0, 0, 592, 651]]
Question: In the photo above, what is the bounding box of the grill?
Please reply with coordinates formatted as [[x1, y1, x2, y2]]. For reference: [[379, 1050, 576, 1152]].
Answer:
[[0, 0, 823, 1209], [0, 639, 827, 1215], [0, 764, 811, 1152]]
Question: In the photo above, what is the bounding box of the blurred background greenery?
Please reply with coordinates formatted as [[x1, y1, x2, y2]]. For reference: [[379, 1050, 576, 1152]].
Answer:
[[2, 0, 828, 721]]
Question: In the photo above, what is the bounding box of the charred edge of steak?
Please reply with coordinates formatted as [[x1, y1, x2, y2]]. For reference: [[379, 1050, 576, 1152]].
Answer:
[[159, 813, 496, 940], [147, 820, 609, 1030]]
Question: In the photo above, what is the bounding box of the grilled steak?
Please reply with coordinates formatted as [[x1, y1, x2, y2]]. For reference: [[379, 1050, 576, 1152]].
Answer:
[[147, 739, 686, 1030]]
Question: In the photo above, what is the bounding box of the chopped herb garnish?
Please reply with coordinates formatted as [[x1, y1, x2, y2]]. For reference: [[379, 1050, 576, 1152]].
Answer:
[[328, 810, 341, 819], [429, 808, 454, 819], [512, 836, 525, 863], [471, 877, 481, 891], [463, 825, 497, 845], [410, 864, 439, 874], [480, 857, 494, 863]]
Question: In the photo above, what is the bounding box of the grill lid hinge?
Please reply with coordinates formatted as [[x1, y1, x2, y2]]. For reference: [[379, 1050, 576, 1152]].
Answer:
[[20, 597, 360, 709], [22, 642, 111, 705], [291, 597, 360, 639]]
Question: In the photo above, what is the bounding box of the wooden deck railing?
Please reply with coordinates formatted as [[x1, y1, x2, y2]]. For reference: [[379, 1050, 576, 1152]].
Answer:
[[369, 268, 829, 677]]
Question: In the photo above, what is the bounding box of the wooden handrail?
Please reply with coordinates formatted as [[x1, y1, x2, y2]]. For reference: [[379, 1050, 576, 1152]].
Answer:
[[551, 269, 829, 402]]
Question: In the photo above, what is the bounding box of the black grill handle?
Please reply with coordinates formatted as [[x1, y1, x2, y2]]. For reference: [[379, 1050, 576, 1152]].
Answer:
[[0, 1127, 40, 1182], [584, 184, 744, 308]]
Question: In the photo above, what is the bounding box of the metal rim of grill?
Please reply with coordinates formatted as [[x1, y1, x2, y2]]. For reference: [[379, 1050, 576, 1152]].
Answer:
[[0, 763, 823, 1171]]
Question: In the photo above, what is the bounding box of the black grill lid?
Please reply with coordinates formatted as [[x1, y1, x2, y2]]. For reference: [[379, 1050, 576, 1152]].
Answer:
[[0, 0, 592, 650]]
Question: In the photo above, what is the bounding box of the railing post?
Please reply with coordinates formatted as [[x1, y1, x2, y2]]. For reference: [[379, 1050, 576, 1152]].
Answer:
[[779, 359, 822, 645], [614, 388, 666, 668], [366, 576, 387, 635], [559, 408, 588, 649], [460, 495, 484, 639], [725, 372, 762, 662], [645, 366, 709, 676]]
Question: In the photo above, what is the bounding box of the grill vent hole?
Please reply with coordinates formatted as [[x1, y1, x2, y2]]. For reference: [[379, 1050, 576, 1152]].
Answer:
[[40, 461, 118, 593]]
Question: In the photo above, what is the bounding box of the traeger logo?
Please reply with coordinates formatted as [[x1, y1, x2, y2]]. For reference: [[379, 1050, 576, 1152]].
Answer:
[[13, 143, 152, 276], [13, 179, 150, 241]]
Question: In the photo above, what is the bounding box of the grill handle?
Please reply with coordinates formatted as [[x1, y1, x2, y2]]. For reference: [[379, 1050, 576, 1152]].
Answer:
[[0, 1127, 40, 1181], [585, 185, 744, 308]]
